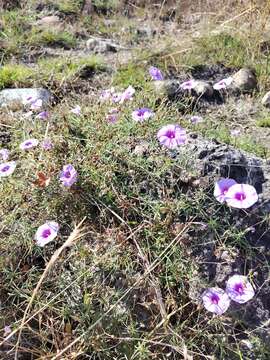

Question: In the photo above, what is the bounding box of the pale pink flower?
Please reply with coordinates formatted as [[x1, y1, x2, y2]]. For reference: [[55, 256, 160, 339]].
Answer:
[[119, 85, 135, 103], [30, 99, 43, 110], [225, 184, 258, 209], [0, 149, 9, 161], [19, 138, 39, 150], [111, 92, 123, 103], [106, 114, 118, 123], [100, 87, 115, 101], [190, 115, 203, 124], [23, 111, 33, 118], [180, 79, 196, 90], [132, 108, 154, 122], [35, 221, 59, 247], [230, 129, 241, 137], [213, 77, 233, 90], [0, 161, 16, 177], [226, 275, 255, 304], [37, 111, 49, 120], [157, 124, 187, 149], [214, 178, 237, 203], [108, 107, 119, 114], [59, 164, 77, 187], [202, 287, 231, 315], [71, 105, 81, 116], [3, 325, 12, 337], [41, 138, 53, 150]]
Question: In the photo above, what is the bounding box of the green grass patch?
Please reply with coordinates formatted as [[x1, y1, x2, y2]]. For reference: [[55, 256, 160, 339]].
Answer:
[[202, 123, 269, 158], [28, 29, 77, 49], [38, 55, 105, 80], [256, 117, 270, 128], [0, 64, 35, 89]]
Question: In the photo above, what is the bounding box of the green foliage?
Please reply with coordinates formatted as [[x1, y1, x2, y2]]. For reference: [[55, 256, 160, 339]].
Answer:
[[92, 0, 120, 12], [256, 117, 270, 128], [29, 30, 77, 49], [0, 64, 34, 89], [0, 3, 270, 360], [113, 62, 148, 89]]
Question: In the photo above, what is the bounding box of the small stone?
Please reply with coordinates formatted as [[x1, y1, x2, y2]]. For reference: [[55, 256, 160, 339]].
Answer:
[[136, 26, 156, 37], [133, 142, 149, 156], [193, 80, 213, 97], [86, 38, 117, 53], [35, 15, 62, 28], [0, 88, 51, 108], [261, 91, 270, 108], [232, 68, 257, 92], [152, 79, 180, 97]]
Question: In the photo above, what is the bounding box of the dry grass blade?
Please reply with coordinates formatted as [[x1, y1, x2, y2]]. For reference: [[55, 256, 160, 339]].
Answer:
[[11, 218, 87, 360], [50, 221, 192, 359]]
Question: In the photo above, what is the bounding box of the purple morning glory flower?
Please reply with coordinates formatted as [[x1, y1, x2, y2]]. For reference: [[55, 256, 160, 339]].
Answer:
[[35, 221, 59, 247], [111, 92, 123, 103], [0, 161, 16, 177], [132, 108, 154, 122], [226, 275, 255, 304], [19, 138, 39, 150], [59, 164, 77, 187], [180, 79, 196, 90], [214, 178, 237, 203], [71, 105, 81, 116], [100, 87, 115, 102], [213, 77, 233, 90], [3, 325, 12, 337], [149, 66, 164, 81], [37, 111, 49, 120], [190, 115, 203, 124], [157, 124, 187, 149], [202, 287, 231, 315], [41, 138, 53, 150], [106, 114, 118, 123], [0, 149, 9, 161], [225, 183, 258, 209]]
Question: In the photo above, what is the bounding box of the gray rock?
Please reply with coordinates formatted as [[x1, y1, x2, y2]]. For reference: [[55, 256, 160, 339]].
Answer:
[[193, 80, 213, 97], [232, 68, 257, 92], [136, 26, 156, 37], [133, 142, 149, 156], [35, 15, 62, 29], [152, 79, 180, 97], [183, 136, 269, 197], [261, 91, 270, 108], [0, 88, 51, 108], [86, 38, 117, 53]]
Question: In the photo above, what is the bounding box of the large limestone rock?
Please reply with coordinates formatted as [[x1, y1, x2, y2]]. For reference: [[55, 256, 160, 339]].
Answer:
[[0, 88, 51, 108], [232, 68, 257, 92]]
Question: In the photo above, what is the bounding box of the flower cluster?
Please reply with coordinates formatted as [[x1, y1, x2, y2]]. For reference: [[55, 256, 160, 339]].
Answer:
[[214, 179, 258, 209], [100, 85, 135, 104], [0, 143, 77, 188], [100, 85, 138, 124], [202, 275, 255, 315]]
